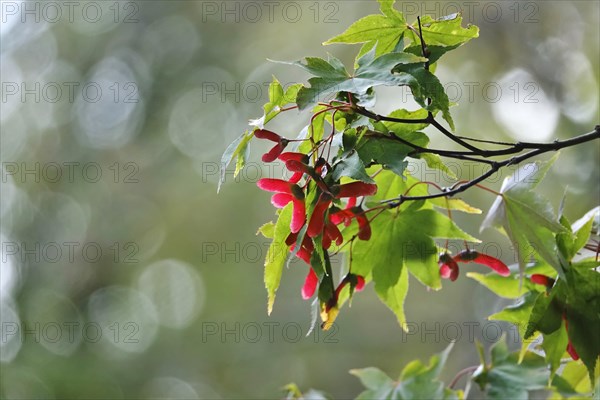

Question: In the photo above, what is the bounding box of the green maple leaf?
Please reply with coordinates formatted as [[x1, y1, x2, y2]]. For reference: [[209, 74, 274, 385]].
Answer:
[[324, 0, 407, 59], [468, 261, 554, 299], [281, 50, 426, 110], [218, 130, 252, 193], [352, 204, 478, 329], [474, 336, 550, 399], [391, 63, 455, 129], [331, 150, 374, 183], [355, 131, 427, 177], [481, 155, 567, 276], [264, 204, 292, 314], [404, 14, 479, 47], [352, 343, 461, 399], [562, 268, 600, 382]]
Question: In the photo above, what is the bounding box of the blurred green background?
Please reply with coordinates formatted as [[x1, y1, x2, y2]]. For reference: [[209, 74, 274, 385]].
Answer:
[[1, 1, 598, 398]]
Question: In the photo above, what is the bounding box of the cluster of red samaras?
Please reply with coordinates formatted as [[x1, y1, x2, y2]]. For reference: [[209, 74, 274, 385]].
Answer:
[[255, 129, 373, 303], [255, 129, 579, 357]]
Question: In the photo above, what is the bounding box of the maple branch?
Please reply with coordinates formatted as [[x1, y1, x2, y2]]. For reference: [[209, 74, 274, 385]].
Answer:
[[364, 130, 495, 165], [358, 99, 600, 159], [383, 127, 600, 207], [351, 16, 595, 158]]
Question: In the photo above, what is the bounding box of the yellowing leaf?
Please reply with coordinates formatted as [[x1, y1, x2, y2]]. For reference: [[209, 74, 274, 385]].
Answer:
[[430, 197, 482, 214], [320, 304, 340, 331], [257, 222, 275, 239]]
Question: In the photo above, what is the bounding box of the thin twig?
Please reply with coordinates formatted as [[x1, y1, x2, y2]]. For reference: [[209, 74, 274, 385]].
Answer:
[[454, 135, 514, 146], [427, 115, 485, 153], [363, 130, 495, 164], [355, 107, 430, 124]]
